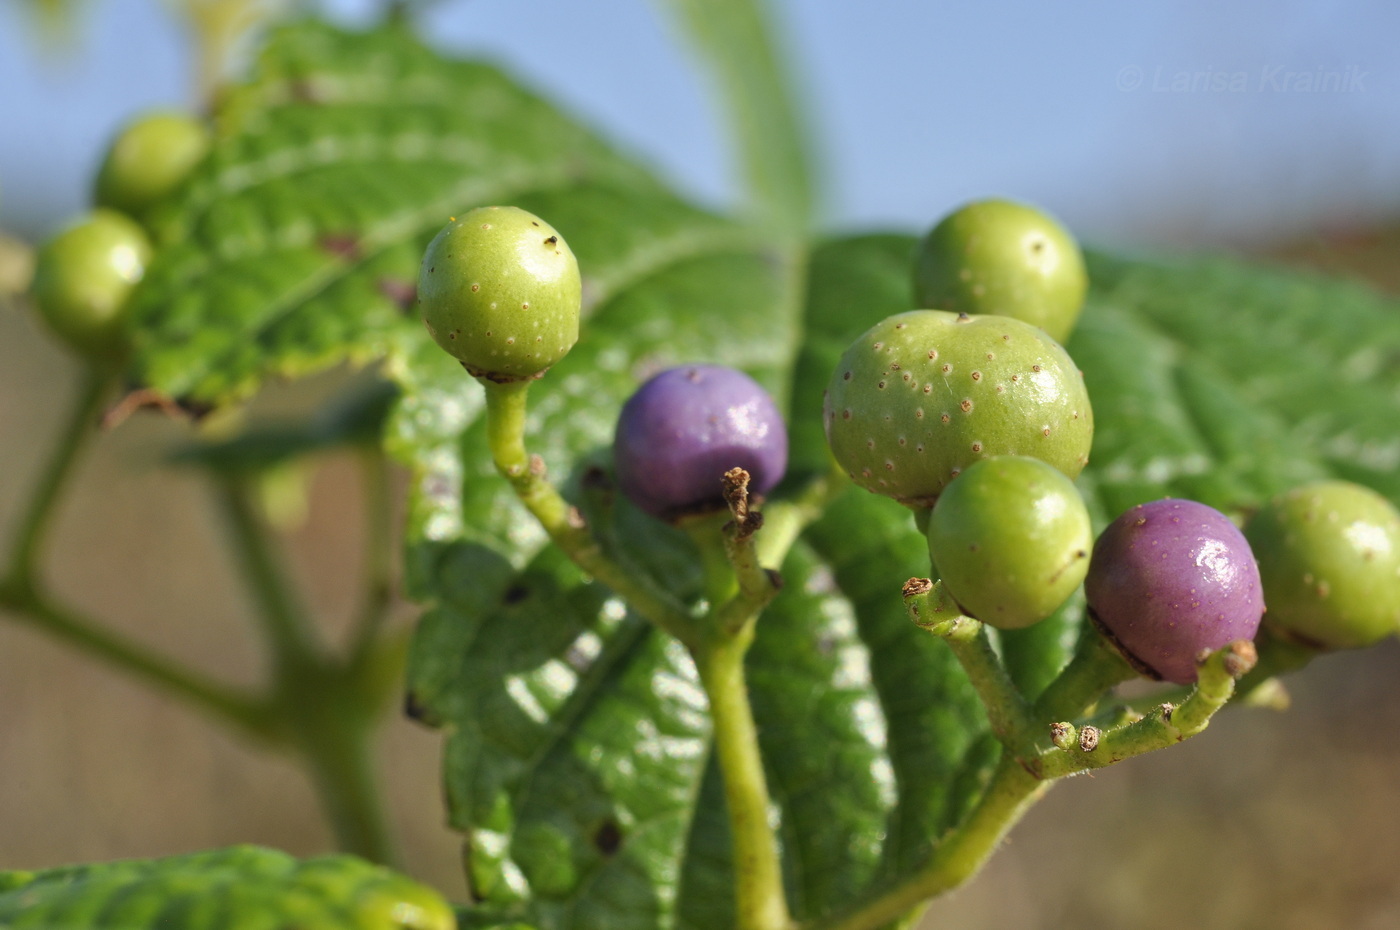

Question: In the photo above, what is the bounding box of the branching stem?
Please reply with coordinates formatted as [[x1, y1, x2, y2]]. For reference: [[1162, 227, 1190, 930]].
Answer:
[[1027, 641, 1256, 779], [818, 753, 1044, 930], [3, 366, 109, 592]]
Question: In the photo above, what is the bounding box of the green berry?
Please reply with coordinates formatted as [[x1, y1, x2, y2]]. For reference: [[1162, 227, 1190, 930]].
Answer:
[[912, 199, 1088, 344], [30, 209, 152, 359], [417, 206, 581, 382], [1245, 480, 1400, 649], [94, 111, 210, 221], [927, 456, 1092, 629], [823, 310, 1093, 507]]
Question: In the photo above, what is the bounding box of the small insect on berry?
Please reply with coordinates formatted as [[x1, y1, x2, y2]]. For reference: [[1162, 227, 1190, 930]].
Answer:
[[1086, 498, 1264, 684], [613, 365, 788, 521]]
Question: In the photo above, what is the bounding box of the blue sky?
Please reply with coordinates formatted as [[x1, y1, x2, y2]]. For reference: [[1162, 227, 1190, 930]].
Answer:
[[2, 0, 1398, 246]]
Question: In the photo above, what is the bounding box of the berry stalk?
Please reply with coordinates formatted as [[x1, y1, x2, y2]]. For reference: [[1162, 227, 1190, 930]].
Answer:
[[693, 631, 793, 930], [818, 753, 1044, 930], [903, 579, 1035, 751], [481, 379, 697, 647], [1031, 625, 1138, 724], [1027, 641, 1257, 780]]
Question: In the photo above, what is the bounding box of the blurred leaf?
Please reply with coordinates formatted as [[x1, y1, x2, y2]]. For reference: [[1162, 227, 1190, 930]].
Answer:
[[170, 375, 399, 473], [652, 0, 815, 234], [0, 845, 453, 930]]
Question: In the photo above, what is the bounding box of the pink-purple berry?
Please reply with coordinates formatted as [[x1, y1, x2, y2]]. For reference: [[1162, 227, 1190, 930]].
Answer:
[[613, 365, 788, 521], [1085, 498, 1264, 684]]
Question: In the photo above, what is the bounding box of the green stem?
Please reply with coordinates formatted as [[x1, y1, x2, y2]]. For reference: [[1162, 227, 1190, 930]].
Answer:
[[1028, 641, 1255, 780], [482, 379, 697, 647], [282, 666, 398, 866], [753, 471, 838, 569], [818, 753, 1043, 930], [694, 634, 792, 930], [0, 366, 276, 740], [216, 475, 397, 863], [903, 580, 1034, 751], [4, 366, 108, 592], [214, 478, 320, 663], [683, 512, 741, 608], [349, 448, 394, 666], [0, 589, 277, 742], [1032, 625, 1137, 724], [910, 505, 933, 539]]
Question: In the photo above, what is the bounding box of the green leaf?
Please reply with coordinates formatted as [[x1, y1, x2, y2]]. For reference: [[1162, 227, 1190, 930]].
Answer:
[[125, 19, 663, 407], [1072, 252, 1400, 516], [0, 846, 453, 930]]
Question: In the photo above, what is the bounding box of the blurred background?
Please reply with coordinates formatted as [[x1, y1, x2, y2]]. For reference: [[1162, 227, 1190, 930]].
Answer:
[[1, 1, 1398, 927]]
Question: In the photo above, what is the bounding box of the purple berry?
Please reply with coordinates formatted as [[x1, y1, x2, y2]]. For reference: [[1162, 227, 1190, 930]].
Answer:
[[613, 365, 788, 520], [1085, 499, 1264, 684]]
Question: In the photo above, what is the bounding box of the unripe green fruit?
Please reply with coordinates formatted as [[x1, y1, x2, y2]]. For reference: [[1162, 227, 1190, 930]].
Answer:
[[927, 456, 1092, 629], [418, 206, 581, 382], [94, 111, 210, 221], [912, 199, 1088, 344], [823, 310, 1093, 507], [1245, 480, 1400, 649], [30, 209, 152, 359]]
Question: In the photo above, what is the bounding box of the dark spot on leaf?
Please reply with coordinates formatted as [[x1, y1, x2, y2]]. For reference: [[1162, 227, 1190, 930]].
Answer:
[[319, 233, 361, 260], [288, 78, 325, 104], [503, 584, 529, 605], [404, 691, 434, 724], [581, 465, 613, 494], [594, 819, 623, 856], [376, 277, 417, 313]]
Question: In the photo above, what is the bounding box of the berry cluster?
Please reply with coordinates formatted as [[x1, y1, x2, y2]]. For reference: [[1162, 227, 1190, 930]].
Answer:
[[30, 111, 211, 362], [415, 196, 1400, 689]]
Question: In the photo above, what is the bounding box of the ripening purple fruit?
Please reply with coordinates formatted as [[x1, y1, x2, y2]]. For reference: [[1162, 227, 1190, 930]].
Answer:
[[1085, 498, 1264, 684], [613, 365, 788, 520]]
